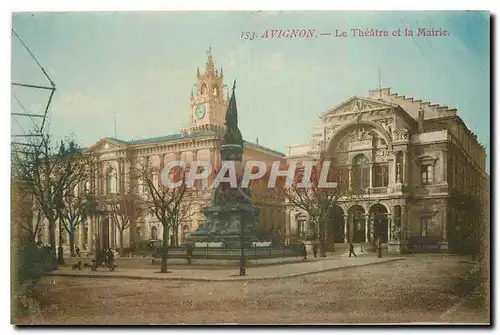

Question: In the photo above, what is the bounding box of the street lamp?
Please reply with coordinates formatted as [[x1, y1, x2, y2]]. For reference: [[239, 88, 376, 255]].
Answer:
[[239, 213, 246, 276]]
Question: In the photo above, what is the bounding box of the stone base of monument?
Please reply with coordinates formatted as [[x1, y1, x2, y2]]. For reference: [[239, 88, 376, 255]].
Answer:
[[387, 240, 406, 253], [439, 241, 449, 252], [166, 245, 303, 260]]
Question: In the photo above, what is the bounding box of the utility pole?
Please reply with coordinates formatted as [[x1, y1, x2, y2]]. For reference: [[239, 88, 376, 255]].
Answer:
[[239, 214, 246, 276]]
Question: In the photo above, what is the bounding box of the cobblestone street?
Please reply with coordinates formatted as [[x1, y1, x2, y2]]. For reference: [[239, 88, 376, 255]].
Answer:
[[16, 255, 489, 324]]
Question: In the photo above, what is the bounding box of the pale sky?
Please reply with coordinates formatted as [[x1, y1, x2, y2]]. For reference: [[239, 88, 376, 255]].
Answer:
[[11, 11, 490, 170]]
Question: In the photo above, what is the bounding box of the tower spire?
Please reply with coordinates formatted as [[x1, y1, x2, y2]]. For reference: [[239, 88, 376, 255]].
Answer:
[[206, 46, 214, 74]]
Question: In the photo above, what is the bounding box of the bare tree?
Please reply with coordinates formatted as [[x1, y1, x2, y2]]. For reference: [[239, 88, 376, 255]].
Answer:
[[136, 160, 190, 273], [12, 134, 92, 268], [108, 193, 136, 256], [279, 160, 352, 257], [55, 190, 97, 256]]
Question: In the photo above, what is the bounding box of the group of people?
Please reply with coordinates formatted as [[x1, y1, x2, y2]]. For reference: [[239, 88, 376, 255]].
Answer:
[[299, 236, 384, 260]]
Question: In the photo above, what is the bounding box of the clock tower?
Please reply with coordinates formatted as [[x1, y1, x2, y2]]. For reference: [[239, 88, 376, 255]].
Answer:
[[183, 47, 228, 134]]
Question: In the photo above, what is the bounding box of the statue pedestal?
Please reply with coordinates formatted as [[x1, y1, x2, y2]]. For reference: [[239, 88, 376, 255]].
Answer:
[[387, 240, 406, 253]]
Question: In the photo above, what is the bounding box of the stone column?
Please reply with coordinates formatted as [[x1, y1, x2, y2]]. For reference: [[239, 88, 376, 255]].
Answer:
[[402, 150, 407, 185], [111, 216, 116, 248], [343, 214, 348, 243], [391, 206, 397, 241], [369, 163, 374, 188], [392, 152, 399, 185], [442, 207, 448, 242], [386, 213, 392, 242], [364, 214, 369, 242], [441, 149, 448, 184], [88, 216, 94, 252], [96, 162, 101, 195], [369, 213, 374, 242], [401, 204, 408, 241], [348, 166, 352, 190]]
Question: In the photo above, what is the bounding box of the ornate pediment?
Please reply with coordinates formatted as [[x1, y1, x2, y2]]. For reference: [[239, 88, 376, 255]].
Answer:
[[86, 138, 128, 153], [320, 96, 399, 119]]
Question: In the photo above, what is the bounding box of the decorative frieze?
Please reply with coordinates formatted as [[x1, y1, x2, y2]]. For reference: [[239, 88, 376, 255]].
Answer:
[[393, 128, 409, 141]]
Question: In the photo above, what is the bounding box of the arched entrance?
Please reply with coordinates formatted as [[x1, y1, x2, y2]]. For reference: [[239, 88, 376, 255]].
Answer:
[[348, 205, 365, 243], [370, 204, 388, 243], [326, 205, 345, 244]]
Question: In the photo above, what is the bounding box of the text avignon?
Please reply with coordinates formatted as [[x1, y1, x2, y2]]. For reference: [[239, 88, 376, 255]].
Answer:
[[260, 29, 316, 39]]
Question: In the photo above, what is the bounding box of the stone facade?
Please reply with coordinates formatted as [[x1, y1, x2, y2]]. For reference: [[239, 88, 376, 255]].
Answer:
[[37, 50, 285, 253], [285, 88, 489, 253]]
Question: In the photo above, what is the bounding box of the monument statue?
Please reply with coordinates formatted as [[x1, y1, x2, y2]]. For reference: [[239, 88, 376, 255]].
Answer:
[[185, 80, 261, 248]]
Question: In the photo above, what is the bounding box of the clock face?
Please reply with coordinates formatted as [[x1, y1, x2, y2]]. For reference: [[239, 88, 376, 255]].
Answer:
[[195, 104, 206, 119]]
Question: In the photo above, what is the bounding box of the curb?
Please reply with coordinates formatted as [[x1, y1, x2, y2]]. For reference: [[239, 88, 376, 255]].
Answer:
[[47, 258, 403, 283]]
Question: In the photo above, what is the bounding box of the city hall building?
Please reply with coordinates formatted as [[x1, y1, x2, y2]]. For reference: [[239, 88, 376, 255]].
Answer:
[[285, 88, 489, 252]]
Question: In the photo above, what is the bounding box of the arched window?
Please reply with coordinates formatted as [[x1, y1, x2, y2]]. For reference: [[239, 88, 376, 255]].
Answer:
[[201, 83, 207, 94], [136, 226, 142, 240], [352, 154, 370, 190], [106, 168, 117, 194], [151, 226, 158, 240]]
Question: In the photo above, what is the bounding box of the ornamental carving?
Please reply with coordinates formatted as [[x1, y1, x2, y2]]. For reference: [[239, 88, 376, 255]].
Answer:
[[393, 128, 409, 140], [310, 138, 324, 150], [352, 100, 365, 113], [348, 128, 373, 142], [375, 118, 393, 135]]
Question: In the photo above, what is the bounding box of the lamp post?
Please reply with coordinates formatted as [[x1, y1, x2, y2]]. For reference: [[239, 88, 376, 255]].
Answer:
[[239, 213, 246, 276]]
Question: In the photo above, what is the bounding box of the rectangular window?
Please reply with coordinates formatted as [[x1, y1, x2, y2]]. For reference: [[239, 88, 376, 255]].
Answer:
[[297, 220, 306, 239], [361, 167, 370, 189], [373, 164, 389, 187], [420, 216, 436, 237], [421, 164, 433, 185], [338, 167, 349, 187]]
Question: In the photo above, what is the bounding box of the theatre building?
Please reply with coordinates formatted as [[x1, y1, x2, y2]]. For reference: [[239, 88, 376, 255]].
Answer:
[[285, 88, 489, 253]]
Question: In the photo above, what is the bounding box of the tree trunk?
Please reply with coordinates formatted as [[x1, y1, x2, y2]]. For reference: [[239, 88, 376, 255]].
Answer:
[[58, 220, 65, 265], [119, 229, 125, 257], [160, 223, 169, 273], [69, 227, 75, 257], [48, 220, 57, 270], [318, 216, 327, 257]]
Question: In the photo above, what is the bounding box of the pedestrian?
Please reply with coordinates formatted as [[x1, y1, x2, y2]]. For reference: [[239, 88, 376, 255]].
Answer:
[[106, 248, 115, 268], [349, 242, 357, 257], [186, 242, 193, 265], [301, 241, 307, 260], [75, 246, 81, 258], [312, 241, 318, 258], [377, 236, 383, 258]]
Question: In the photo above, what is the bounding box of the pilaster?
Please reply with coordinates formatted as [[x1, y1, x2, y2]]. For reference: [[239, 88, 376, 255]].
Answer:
[[342, 214, 348, 243]]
